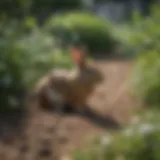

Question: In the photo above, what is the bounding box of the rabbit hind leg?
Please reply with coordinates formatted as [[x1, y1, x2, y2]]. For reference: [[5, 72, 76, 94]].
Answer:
[[37, 87, 63, 111]]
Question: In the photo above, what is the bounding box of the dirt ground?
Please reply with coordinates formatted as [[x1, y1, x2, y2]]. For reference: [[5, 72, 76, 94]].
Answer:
[[0, 58, 138, 160]]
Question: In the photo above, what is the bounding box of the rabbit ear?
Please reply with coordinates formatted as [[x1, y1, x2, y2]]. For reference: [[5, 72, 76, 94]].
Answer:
[[70, 47, 86, 67]]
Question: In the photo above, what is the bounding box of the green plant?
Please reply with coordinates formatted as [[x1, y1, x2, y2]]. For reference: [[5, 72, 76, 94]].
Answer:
[[45, 12, 116, 53], [131, 51, 160, 107], [112, 5, 160, 57], [130, 6, 160, 52], [0, 20, 28, 111], [0, 19, 73, 111], [73, 114, 160, 160], [19, 28, 73, 88], [0, 0, 84, 20]]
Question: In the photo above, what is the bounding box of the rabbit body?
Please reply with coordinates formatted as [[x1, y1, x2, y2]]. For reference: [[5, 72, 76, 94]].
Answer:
[[34, 69, 76, 109], [33, 47, 104, 110], [34, 64, 103, 110]]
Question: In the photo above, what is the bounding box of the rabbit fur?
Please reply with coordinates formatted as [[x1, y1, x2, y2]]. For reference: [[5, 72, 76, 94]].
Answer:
[[33, 47, 104, 111]]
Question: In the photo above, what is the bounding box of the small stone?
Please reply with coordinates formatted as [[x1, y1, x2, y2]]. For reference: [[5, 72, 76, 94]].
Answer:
[[47, 126, 54, 133], [19, 144, 29, 153], [41, 137, 51, 146], [38, 148, 52, 157], [2, 137, 14, 145], [58, 135, 69, 144], [61, 155, 71, 160]]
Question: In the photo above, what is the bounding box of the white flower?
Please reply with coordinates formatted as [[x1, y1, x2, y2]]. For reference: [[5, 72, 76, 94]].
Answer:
[[61, 156, 71, 160], [138, 124, 155, 135], [131, 116, 140, 125], [100, 135, 112, 146], [123, 127, 135, 137]]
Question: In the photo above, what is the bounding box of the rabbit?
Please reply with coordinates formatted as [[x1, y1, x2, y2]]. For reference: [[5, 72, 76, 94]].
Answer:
[[32, 46, 104, 112]]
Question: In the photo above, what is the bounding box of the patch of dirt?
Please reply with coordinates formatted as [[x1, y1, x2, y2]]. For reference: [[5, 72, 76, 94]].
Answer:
[[0, 59, 138, 160]]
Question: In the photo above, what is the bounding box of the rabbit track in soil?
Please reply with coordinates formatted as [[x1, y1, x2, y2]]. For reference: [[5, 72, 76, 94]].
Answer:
[[0, 59, 138, 160]]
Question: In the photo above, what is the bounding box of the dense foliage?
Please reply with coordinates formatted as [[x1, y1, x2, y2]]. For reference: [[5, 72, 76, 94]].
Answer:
[[0, 0, 83, 19], [112, 5, 160, 57], [130, 6, 160, 107], [46, 12, 116, 53], [0, 19, 73, 111], [131, 51, 160, 107], [73, 112, 160, 160]]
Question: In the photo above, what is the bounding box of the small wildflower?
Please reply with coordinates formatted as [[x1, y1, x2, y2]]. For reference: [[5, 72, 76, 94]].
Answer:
[[138, 123, 155, 135], [131, 116, 140, 125], [100, 135, 112, 146], [123, 127, 134, 137]]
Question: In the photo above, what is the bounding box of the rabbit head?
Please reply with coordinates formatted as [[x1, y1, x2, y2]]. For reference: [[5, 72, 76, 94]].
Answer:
[[69, 46, 104, 86]]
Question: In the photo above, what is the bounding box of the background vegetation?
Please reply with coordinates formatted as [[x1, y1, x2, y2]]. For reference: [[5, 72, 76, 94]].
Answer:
[[72, 4, 160, 160], [0, 0, 160, 159]]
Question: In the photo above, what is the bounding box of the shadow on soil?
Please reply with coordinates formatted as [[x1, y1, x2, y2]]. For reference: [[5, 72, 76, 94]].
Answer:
[[91, 53, 133, 61], [0, 103, 120, 146], [44, 104, 121, 130], [79, 107, 121, 130], [0, 108, 28, 145]]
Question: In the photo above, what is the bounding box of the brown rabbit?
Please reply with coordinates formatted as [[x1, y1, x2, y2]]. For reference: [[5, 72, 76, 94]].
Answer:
[[32, 46, 104, 111]]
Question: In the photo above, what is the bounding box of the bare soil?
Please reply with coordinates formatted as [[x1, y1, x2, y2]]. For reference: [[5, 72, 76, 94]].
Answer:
[[0, 59, 138, 160]]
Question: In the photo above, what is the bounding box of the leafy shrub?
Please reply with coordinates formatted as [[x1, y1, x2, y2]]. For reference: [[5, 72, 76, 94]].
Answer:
[[113, 5, 160, 57], [45, 12, 116, 53], [131, 51, 160, 107], [0, 19, 73, 111], [130, 6, 160, 52], [31, 0, 83, 14], [0, 20, 27, 111], [19, 28, 73, 88], [73, 114, 160, 160], [0, 0, 84, 20]]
